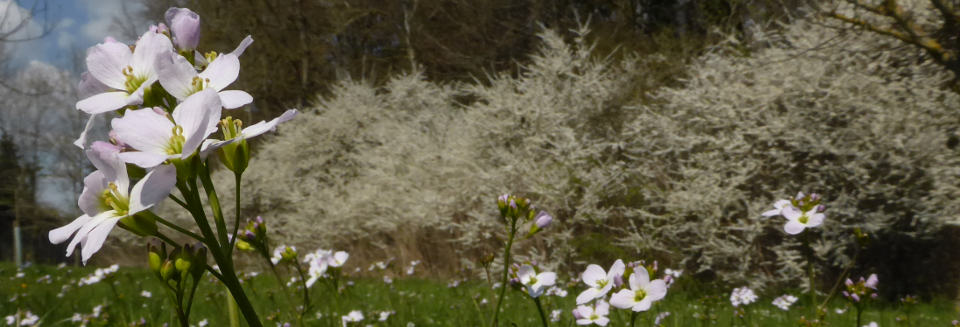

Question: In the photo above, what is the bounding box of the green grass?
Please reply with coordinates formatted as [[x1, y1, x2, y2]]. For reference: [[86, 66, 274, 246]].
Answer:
[[0, 262, 956, 326]]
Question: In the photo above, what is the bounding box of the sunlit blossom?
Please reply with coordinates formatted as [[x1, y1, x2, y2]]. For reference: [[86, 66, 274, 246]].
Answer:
[[576, 259, 625, 304]]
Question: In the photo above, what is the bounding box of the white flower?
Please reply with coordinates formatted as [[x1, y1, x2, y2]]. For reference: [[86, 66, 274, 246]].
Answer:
[[550, 309, 562, 322], [654, 311, 671, 325], [761, 199, 794, 218], [141, 290, 152, 298], [378, 311, 394, 322], [76, 30, 173, 114], [576, 259, 625, 304], [545, 286, 568, 297], [341, 310, 364, 326], [49, 144, 176, 264], [782, 206, 825, 235], [197, 319, 209, 327], [609, 268, 667, 312], [111, 89, 223, 168], [772, 294, 798, 310], [383, 276, 393, 284], [199, 109, 298, 158], [863, 322, 878, 327], [573, 300, 610, 326], [730, 287, 758, 307], [156, 49, 253, 109], [516, 264, 557, 298]]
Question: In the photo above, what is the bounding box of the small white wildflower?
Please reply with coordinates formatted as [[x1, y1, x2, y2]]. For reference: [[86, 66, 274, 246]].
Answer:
[[729, 287, 758, 307], [141, 290, 152, 298], [772, 294, 798, 311]]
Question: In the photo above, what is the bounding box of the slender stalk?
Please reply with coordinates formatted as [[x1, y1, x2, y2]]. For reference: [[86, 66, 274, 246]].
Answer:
[[855, 304, 863, 327], [491, 217, 518, 327], [630, 311, 638, 327], [293, 261, 311, 325], [230, 172, 243, 254], [146, 211, 205, 241], [226, 286, 240, 327], [532, 296, 549, 327], [198, 162, 229, 247], [168, 194, 189, 209]]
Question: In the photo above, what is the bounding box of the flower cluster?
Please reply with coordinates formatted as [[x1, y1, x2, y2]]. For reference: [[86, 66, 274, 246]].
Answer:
[[573, 259, 668, 326], [510, 263, 557, 298], [304, 248, 350, 288], [771, 294, 798, 311], [4, 311, 38, 326], [762, 192, 826, 235], [843, 274, 879, 303], [77, 264, 119, 286], [729, 287, 758, 307], [49, 6, 297, 265]]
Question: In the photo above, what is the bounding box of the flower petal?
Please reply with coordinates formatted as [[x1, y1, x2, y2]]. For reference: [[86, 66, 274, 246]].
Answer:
[[79, 72, 110, 100], [200, 53, 239, 91], [784, 220, 805, 235], [80, 217, 120, 264], [595, 300, 610, 316], [219, 90, 253, 109], [112, 108, 174, 155], [65, 211, 114, 259], [632, 298, 652, 312], [240, 109, 297, 139], [782, 206, 802, 220], [537, 272, 557, 287], [808, 212, 825, 227], [581, 264, 606, 286], [85, 41, 131, 90], [131, 31, 173, 79], [128, 164, 177, 215], [118, 152, 171, 169], [517, 264, 535, 281], [49, 214, 92, 244], [77, 91, 130, 114], [630, 268, 650, 290], [156, 51, 200, 99], [78, 171, 108, 217], [231, 35, 253, 57], [576, 287, 601, 305], [73, 114, 97, 149], [85, 142, 125, 187], [646, 279, 667, 301], [608, 289, 636, 309], [608, 259, 625, 279], [172, 89, 222, 159]]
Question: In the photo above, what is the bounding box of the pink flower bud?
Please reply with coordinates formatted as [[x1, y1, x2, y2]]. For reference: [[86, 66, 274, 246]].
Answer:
[[535, 211, 553, 228], [165, 7, 201, 50], [845, 278, 853, 287], [613, 273, 624, 288]]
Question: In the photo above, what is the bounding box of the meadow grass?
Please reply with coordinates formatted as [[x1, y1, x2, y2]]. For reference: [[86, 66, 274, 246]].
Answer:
[[1, 262, 956, 326]]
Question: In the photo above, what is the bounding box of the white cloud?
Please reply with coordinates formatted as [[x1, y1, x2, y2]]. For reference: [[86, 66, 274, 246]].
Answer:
[[79, 0, 146, 43]]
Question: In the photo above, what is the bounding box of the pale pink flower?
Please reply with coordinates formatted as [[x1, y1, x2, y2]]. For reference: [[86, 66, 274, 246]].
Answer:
[[609, 268, 667, 312], [576, 259, 625, 304]]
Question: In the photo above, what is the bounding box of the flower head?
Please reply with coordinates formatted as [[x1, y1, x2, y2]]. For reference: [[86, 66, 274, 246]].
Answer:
[[730, 287, 758, 307], [772, 294, 798, 310], [516, 264, 557, 298], [77, 30, 173, 114], [782, 206, 825, 235], [573, 300, 610, 326], [609, 268, 667, 312], [576, 259, 625, 304], [111, 89, 222, 168], [49, 145, 176, 264]]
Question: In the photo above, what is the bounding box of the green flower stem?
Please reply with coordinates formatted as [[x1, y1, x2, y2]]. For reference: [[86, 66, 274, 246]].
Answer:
[[168, 194, 189, 209], [630, 311, 638, 327], [198, 162, 229, 249], [145, 211, 205, 241], [229, 172, 242, 255], [293, 261, 311, 324], [181, 170, 262, 327], [491, 217, 518, 327], [532, 296, 549, 327], [226, 286, 240, 327]]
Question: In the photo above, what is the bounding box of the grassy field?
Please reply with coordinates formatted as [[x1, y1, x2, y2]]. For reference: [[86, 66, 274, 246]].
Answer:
[[1, 262, 957, 326]]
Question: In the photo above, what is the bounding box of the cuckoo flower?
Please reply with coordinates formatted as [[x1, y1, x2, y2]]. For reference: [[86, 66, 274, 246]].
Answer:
[[49, 143, 176, 264], [782, 206, 825, 235], [576, 259, 625, 304], [77, 30, 173, 114], [573, 300, 610, 326], [517, 264, 557, 298], [111, 89, 222, 168], [609, 268, 667, 312], [156, 49, 252, 109], [762, 199, 794, 218]]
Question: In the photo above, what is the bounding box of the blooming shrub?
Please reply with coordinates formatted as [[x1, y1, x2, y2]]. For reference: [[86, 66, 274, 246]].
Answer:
[[174, 8, 960, 292]]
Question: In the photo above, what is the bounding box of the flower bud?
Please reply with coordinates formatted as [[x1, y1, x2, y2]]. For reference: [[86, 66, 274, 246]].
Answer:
[[165, 7, 201, 50], [160, 260, 176, 281], [613, 273, 624, 288], [534, 211, 553, 229], [572, 308, 585, 320], [147, 239, 166, 273]]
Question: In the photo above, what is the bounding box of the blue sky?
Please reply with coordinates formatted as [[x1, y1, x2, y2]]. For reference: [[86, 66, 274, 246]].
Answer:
[[4, 0, 147, 72]]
